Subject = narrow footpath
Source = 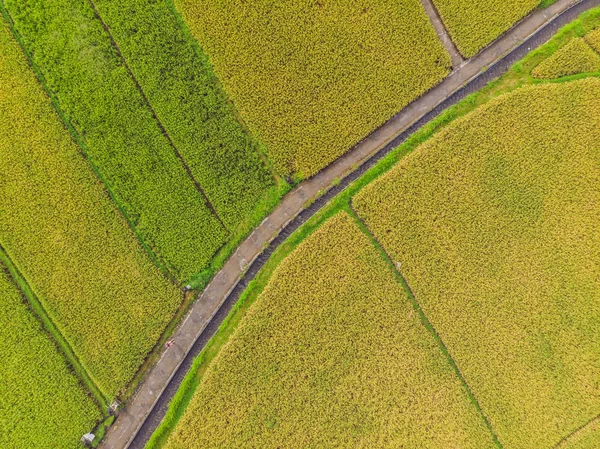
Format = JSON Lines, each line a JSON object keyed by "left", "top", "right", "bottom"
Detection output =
{"left": 101, "top": 0, "right": 598, "bottom": 447}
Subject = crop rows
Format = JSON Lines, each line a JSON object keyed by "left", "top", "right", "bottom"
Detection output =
{"left": 89, "top": 0, "right": 276, "bottom": 230}
{"left": 585, "top": 27, "right": 600, "bottom": 52}
{"left": 532, "top": 37, "right": 600, "bottom": 78}
{"left": 164, "top": 212, "right": 495, "bottom": 448}
{"left": 0, "top": 261, "right": 101, "bottom": 449}
{"left": 431, "top": 0, "right": 540, "bottom": 57}
{"left": 174, "top": 0, "right": 451, "bottom": 177}
{"left": 353, "top": 79, "right": 600, "bottom": 449}
{"left": 3, "top": 0, "right": 228, "bottom": 280}
{"left": 0, "top": 19, "right": 182, "bottom": 397}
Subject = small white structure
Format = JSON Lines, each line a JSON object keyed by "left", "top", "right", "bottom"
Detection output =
{"left": 109, "top": 400, "right": 121, "bottom": 416}
{"left": 81, "top": 433, "right": 95, "bottom": 447}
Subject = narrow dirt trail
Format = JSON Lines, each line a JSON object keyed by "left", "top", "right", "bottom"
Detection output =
{"left": 101, "top": 0, "right": 598, "bottom": 447}
{"left": 420, "top": 0, "right": 465, "bottom": 68}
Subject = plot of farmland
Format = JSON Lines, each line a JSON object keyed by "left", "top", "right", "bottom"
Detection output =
{"left": 174, "top": 0, "right": 451, "bottom": 177}
{"left": 3, "top": 0, "right": 228, "bottom": 280}
{"left": 0, "top": 262, "right": 101, "bottom": 449}
{"left": 0, "top": 19, "right": 182, "bottom": 397}
{"left": 353, "top": 78, "right": 600, "bottom": 449}
{"left": 431, "top": 0, "right": 539, "bottom": 57}
{"left": 532, "top": 37, "right": 600, "bottom": 79}
{"left": 163, "top": 212, "right": 496, "bottom": 448}
{"left": 86, "top": 0, "right": 276, "bottom": 231}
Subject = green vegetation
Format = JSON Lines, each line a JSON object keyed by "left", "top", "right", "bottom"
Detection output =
{"left": 0, "top": 18, "right": 182, "bottom": 397}
{"left": 353, "top": 78, "right": 600, "bottom": 449}
{"left": 175, "top": 0, "right": 451, "bottom": 177}
{"left": 532, "top": 37, "right": 600, "bottom": 78}
{"left": 0, "top": 261, "right": 102, "bottom": 449}
{"left": 89, "top": 0, "right": 277, "bottom": 230}
{"left": 2, "top": 0, "right": 228, "bottom": 280}
{"left": 431, "top": 0, "right": 539, "bottom": 57}
{"left": 163, "top": 212, "right": 496, "bottom": 448}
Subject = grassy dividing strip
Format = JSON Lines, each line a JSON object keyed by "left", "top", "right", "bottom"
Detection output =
{"left": 3, "top": 0, "right": 228, "bottom": 281}
{"left": 147, "top": 8, "right": 600, "bottom": 446}
{"left": 0, "top": 5, "right": 173, "bottom": 283}
{"left": 539, "top": 0, "right": 560, "bottom": 8}
{"left": 346, "top": 206, "right": 504, "bottom": 449}
{"left": 0, "top": 246, "right": 108, "bottom": 407}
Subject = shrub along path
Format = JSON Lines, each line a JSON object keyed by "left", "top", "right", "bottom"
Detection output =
{"left": 101, "top": 0, "right": 597, "bottom": 447}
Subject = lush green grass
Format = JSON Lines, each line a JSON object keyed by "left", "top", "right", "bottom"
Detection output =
{"left": 0, "top": 18, "right": 182, "bottom": 398}
{"left": 90, "top": 0, "right": 278, "bottom": 231}
{"left": 174, "top": 0, "right": 451, "bottom": 178}
{"left": 2, "top": 0, "right": 228, "bottom": 281}
{"left": 0, "top": 261, "right": 102, "bottom": 449}
{"left": 162, "top": 212, "right": 497, "bottom": 448}
{"left": 353, "top": 77, "right": 600, "bottom": 449}
{"left": 148, "top": 7, "right": 600, "bottom": 447}
{"left": 532, "top": 37, "right": 600, "bottom": 78}
{"left": 431, "top": 0, "right": 540, "bottom": 57}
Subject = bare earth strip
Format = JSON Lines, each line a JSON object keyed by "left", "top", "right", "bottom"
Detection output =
{"left": 100, "top": 0, "right": 597, "bottom": 447}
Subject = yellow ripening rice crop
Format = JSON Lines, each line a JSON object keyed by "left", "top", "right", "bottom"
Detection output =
{"left": 532, "top": 38, "right": 600, "bottom": 79}
{"left": 0, "top": 20, "right": 181, "bottom": 397}
{"left": 353, "top": 78, "right": 600, "bottom": 449}
{"left": 0, "top": 263, "right": 101, "bottom": 449}
{"left": 174, "top": 0, "right": 451, "bottom": 177}
{"left": 164, "top": 212, "right": 496, "bottom": 448}
{"left": 431, "top": 0, "right": 539, "bottom": 57}
{"left": 556, "top": 418, "right": 600, "bottom": 449}
{"left": 584, "top": 27, "right": 600, "bottom": 53}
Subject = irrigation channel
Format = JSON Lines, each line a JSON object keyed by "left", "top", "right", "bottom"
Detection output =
{"left": 100, "top": 0, "right": 600, "bottom": 447}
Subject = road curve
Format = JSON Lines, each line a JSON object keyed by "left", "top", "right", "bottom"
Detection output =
{"left": 100, "top": 0, "right": 599, "bottom": 447}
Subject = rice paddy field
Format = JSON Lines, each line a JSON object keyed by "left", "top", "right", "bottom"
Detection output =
{"left": 0, "top": 17, "right": 182, "bottom": 398}
{"left": 153, "top": 11, "right": 600, "bottom": 449}
{"left": 163, "top": 212, "right": 497, "bottom": 448}
{"left": 353, "top": 77, "right": 600, "bottom": 449}
{"left": 431, "top": 0, "right": 541, "bottom": 57}
{"left": 174, "top": 0, "right": 452, "bottom": 177}
{"left": 0, "top": 262, "right": 101, "bottom": 449}
{"left": 1, "top": 0, "right": 599, "bottom": 447}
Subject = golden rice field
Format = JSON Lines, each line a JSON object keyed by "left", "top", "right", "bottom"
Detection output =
{"left": 431, "top": 0, "right": 539, "bottom": 57}
{"left": 532, "top": 37, "right": 600, "bottom": 78}
{"left": 0, "top": 262, "right": 101, "bottom": 449}
{"left": 163, "top": 212, "right": 496, "bottom": 448}
{"left": 557, "top": 419, "right": 600, "bottom": 449}
{"left": 353, "top": 78, "right": 600, "bottom": 449}
{"left": 585, "top": 27, "right": 600, "bottom": 51}
{"left": 0, "top": 19, "right": 181, "bottom": 397}
{"left": 174, "top": 0, "right": 451, "bottom": 177}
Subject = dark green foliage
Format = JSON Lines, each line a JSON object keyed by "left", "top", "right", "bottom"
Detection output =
{"left": 3, "top": 0, "right": 227, "bottom": 280}
{"left": 91, "top": 0, "right": 276, "bottom": 230}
